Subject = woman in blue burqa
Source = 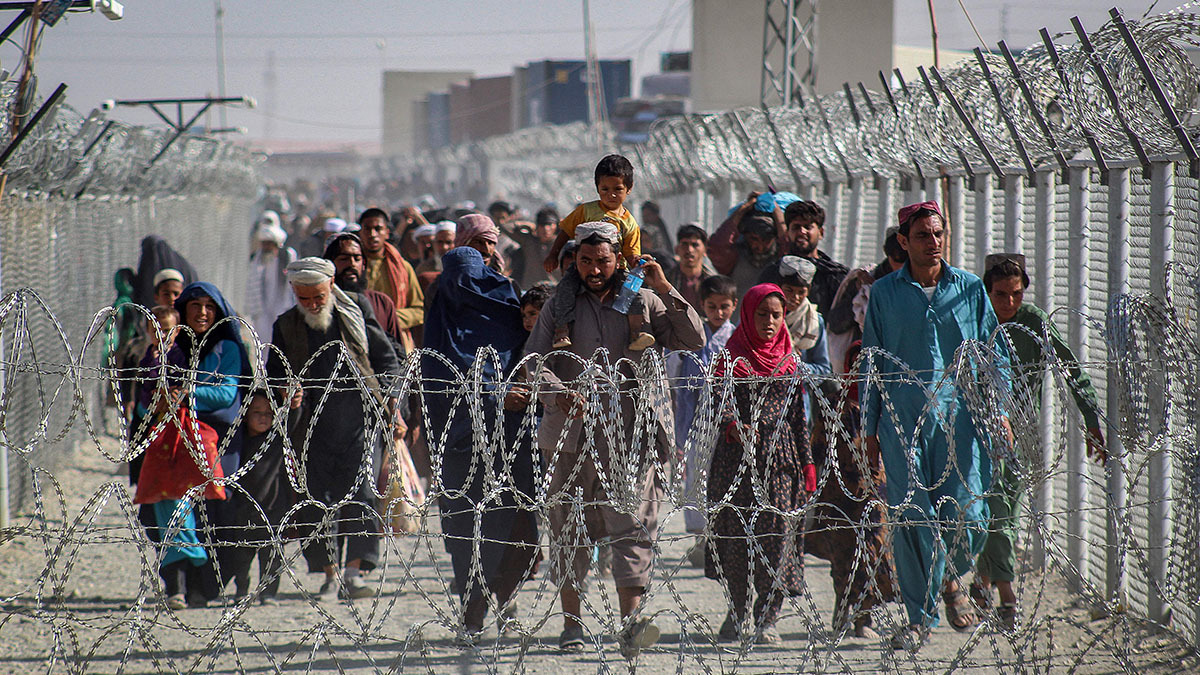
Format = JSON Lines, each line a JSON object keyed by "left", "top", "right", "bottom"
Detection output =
{"left": 422, "top": 246, "right": 540, "bottom": 640}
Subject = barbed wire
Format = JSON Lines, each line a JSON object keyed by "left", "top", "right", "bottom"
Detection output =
{"left": 0, "top": 286, "right": 1196, "bottom": 672}
{"left": 385, "top": 9, "right": 1200, "bottom": 206}
{"left": 0, "top": 81, "right": 264, "bottom": 199}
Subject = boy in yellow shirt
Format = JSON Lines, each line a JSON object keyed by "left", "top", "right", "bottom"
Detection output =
{"left": 543, "top": 154, "right": 653, "bottom": 351}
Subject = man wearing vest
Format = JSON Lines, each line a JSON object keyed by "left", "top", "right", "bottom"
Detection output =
{"left": 267, "top": 257, "right": 403, "bottom": 601}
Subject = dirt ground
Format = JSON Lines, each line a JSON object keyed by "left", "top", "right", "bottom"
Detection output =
{"left": 0, "top": 435, "right": 1196, "bottom": 674}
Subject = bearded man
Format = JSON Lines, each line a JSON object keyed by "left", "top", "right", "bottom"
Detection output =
{"left": 266, "top": 257, "right": 403, "bottom": 601}
{"left": 323, "top": 232, "right": 405, "bottom": 354}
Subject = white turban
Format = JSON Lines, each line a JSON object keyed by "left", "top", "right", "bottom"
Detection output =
{"left": 434, "top": 220, "right": 457, "bottom": 234}
{"left": 412, "top": 223, "right": 436, "bottom": 240}
{"left": 572, "top": 221, "right": 621, "bottom": 247}
{"left": 323, "top": 218, "right": 347, "bottom": 233}
{"left": 256, "top": 221, "right": 288, "bottom": 246}
{"left": 286, "top": 257, "right": 335, "bottom": 286}
{"left": 258, "top": 210, "right": 280, "bottom": 228}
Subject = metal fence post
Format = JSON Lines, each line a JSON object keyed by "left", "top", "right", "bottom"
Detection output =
{"left": 1032, "top": 168, "right": 1056, "bottom": 571}
{"left": 1147, "top": 160, "right": 1174, "bottom": 621}
{"left": 826, "top": 181, "right": 844, "bottom": 258}
{"left": 1067, "top": 165, "right": 1092, "bottom": 592}
{"left": 1004, "top": 175, "right": 1024, "bottom": 252}
{"left": 903, "top": 179, "right": 924, "bottom": 208}
{"left": 1106, "top": 166, "right": 1130, "bottom": 607}
{"left": 926, "top": 175, "right": 943, "bottom": 210}
{"left": 974, "top": 172, "right": 994, "bottom": 275}
{"left": 949, "top": 174, "right": 966, "bottom": 269}
{"left": 0, "top": 228, "right": 5, "bottom": 530}
{"left": 877, "top": 174, "right": 895, "bottom": 256}
{"left": 845, "top": 175, "right": 864, "bottom": 268}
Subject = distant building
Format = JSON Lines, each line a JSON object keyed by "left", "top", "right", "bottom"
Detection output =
{"left": 381, "top": 70, "right": 472, "bottom": 155}
{"left": 641, "top": 72, "right": 690, "bottom": 98}
{"left": 520, "top": 59, "right": 632, "bottom": 127}
{"left": 426, "top": 92, "right": 451, "bottom": 150}
{"left": 465, "top": 75, "right": 513, "bottom": 140}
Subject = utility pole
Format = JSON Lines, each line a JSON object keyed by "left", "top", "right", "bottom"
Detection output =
{"left": 1000, "top": 3, "right": 1010, "bottom": 45}
{"left": 214, "top": 0, "right": 228, "bottom": 128}
{"left": 263, "top": 50, "right": 277, "bottom": 140}
{"left": 761, "top": 0, "right": 818, "bottom": 108}
{"left": 582, "top": 0, "right": 606, "bottom": 148}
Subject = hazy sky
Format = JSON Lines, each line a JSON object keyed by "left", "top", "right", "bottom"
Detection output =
{"left": 17, "top": 0, "right": 1166, "bottom": 146}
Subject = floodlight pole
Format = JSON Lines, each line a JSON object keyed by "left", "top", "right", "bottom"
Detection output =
{"left": 106, "top": 96, "right": 254, "bottom": 168}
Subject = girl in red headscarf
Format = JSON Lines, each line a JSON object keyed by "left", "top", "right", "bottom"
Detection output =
{"left": 705, "top": 283, "right": 816, "bottom": 645}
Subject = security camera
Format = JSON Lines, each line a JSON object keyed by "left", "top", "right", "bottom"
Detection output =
{"left": 93, "top": 0, "right": 124, "bottom": 21}
{"left": 101, "top": 99, "right": 115, "bottom": 111}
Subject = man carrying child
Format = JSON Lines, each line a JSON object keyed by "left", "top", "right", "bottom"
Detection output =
{"left": 542, "top": 154, "right": 654, "bottom": 352}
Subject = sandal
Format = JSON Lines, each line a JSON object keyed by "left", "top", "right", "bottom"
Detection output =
{"left": 997, "top": 602, "right": 1019, "bottom": 631}
{"left": 889, "top": 624, "right": 928, "bottom": 651}
{"left": 968, "top": 581, "right": 994, "bottom": 612}
{"left": 942, "top": 584, "right": 981, "bottom": 632}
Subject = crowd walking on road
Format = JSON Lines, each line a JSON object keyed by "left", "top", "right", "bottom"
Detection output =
{"left": 111, "top": 154, "right": 1107, "bottom": 659}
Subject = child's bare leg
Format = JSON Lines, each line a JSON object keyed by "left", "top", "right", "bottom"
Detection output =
{"left": 627, "top": 311, "right": 655, "bottom": 351}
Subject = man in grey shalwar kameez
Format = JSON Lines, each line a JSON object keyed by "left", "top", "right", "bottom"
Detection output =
{"left": 525, "top": 222, "right": 704, "bottom": 658}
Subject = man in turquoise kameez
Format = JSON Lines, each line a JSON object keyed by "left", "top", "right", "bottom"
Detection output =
{"left": 861, "top": 201, "right": 1012, "bottom": 650}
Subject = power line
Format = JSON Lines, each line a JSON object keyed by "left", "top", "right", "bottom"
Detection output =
{"left": 47, "top": 24, "right": 664, "bottom": 40}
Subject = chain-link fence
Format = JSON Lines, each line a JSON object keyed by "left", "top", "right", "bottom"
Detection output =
{"left": 383, "top": 6, "right": 1200, "bottom": 653}
{"left": 0, "top": 82, "right": 263, "bottom": 521}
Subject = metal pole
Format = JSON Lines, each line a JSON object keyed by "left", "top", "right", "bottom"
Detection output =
{"left": 948, "top": 174, "right": 966, "bottom": 269}
{"left": 1032, "top": 169, "right": 1056, "bottom": 571}
{"left": 903, "top": 178, "right": 923, "bottom": 208}
{"left": 825, "top": 181, "right": 844, "bottom": 258}
{"left": 214, "top": 0, "right": 229, "bottom": 129}
{"left": 844, "top": 175, "right": 864, "bottom": 268}
{"left": 877, "top": 174, "right": 895, "bottom": 256}
{"left": 0, "top": 223, "right": 5, "bottom": 529}
{"left": 1004, "top": 175, "right": 1024, "bottom": 253}
{"left": 1105, "top": 167, "right": 1130, "bottom": 606}
{"left": 1066, "top": 166, "right": 1091, "bottom": 592}
{"left": 925, "top": 175, "right": 942, "bottom": 209}
{"left": 974, "top": 171, "right": 993, "bottom": 275}
{"left": 1146, "top": 161, "right": 1174, "bottom": 621}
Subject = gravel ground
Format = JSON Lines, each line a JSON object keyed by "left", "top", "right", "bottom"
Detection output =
{"left": 0, "top": 435, "right": 1196, "bottom": 674}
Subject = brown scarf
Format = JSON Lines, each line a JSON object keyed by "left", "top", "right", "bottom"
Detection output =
{"left": 380, "top": 242, "right": 410, "bottom": 309}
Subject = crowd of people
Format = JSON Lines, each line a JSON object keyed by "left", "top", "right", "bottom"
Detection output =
{"left": 112, "top": 153, "right": 1108, "bottom": 658}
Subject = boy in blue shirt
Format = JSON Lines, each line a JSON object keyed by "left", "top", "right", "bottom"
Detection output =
{"left": 675, "top": 275, "right": 738, "bottom": 549}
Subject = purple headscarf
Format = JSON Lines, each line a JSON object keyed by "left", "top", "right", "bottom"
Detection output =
{"left": 454, "top": 213, "right": 500, "bottom": 249}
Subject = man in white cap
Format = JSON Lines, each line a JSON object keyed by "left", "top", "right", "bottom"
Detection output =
{"left": 524, "top": 221, "right": 704, "bottom": 658}
{"left": 411, "top": 222, "right": 436, "bottom": 260}
{"left": 245, "top": 214, "right": 298, "bottom": 340}
{"left": 414, "top": 220, "right": 456, "bottom": 280}
{"left": 266, "top": 257, "right": 403, "bottom": 601}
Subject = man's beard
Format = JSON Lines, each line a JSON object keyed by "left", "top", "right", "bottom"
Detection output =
{"left": 580, "top": 268, "right": 619, "bottom": 293}
{"left": 301, "top": 296, "right": 337, "bottom": 331}
{"left": 335, "top": 269, "right": 365, "bottom": 293}
{"left": 790, "top": 239, "right": 818, "bottom": 257}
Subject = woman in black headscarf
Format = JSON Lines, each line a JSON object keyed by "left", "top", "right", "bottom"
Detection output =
{"left": 133, "top": 235, "right": 199, "bottom": 307}
{"left": 421, "top": 246, "right": 540, "bottom": 641}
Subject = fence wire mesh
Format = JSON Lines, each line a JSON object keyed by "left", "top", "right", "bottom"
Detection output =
{"left": 3, "top": 6, "right": 1200, "bottom": 675}
{"left": 1, "top": 300, "right": 1197, "bottom": 673}
{"left": 0, "top": 83, "right": 263, "bottom": 519}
